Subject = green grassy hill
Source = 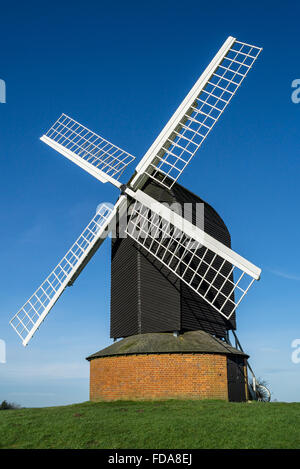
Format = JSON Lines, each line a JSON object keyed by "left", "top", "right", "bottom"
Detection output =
{"left": 0, "top": 400, "right": 299, "bottom": 449}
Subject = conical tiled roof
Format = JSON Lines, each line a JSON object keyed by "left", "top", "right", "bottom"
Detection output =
{"left": 86, "top": 330, "right": 248, "bottom": 361}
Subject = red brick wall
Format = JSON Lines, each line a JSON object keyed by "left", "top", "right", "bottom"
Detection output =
{"left": 89, "top": 353, "right": 228, "bottom": 401}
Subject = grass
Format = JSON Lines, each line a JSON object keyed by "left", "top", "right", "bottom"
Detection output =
{"left": 0, "top": 399, "right": 299, "bottom": 449}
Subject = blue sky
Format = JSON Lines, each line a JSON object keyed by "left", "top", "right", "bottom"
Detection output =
{"left": 0, "top": 0, "right": 300, "bottom": 406}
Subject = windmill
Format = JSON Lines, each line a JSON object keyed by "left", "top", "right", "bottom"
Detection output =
{"left": 10, "top": 36, "right": 269, "bottom": 402}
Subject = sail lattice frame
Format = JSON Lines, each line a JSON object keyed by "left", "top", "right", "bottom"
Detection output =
{"left": 125, "top": 191, "right": 260, "bottom": 320}
{"left": 42, "top": 114, "right": 135, "bottom": 183}
{"left": 10, "top": 203, "right": 116, "bottom": 346}
{"left": 133, "top": 38, "right": 262, "bottom": 189}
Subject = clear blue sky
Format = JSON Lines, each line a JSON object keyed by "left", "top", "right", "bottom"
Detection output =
{"left": 0, "top": 0, "right": 299, "bottom": 406}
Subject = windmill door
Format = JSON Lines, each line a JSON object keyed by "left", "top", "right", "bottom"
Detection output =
{"left": 227, "top": 355, "right": 247, "bottom": 402}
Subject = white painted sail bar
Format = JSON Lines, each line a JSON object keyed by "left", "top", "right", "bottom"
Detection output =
{"left": 10, "top": 197, "right": 126, "bottom": 346}
{"left": 41, "top": 135, "right": 122, "bottom": 188}
{"left": 129, "top": 189, "right": 261, "bottom": 279}
{"left": 125, "top": 189, "right": 261, "bottom": 319}
{"left": 131, "top": 37, "right": 262, "bottom": 189}
{"left": 41, "top": 114, "right": 135, "bottom": 187}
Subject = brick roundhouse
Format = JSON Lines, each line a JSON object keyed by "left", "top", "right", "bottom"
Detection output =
{"left": 87, "top": 331, "right": 249, "bottom": 402}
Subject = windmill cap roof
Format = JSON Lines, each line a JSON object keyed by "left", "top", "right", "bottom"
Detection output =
{"left": 86, "top": 330, "right": 248, "bottom": 361}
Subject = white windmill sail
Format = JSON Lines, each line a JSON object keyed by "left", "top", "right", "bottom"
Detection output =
{"left": 10, "top": 196, "right": 127, "bottom": 346}
{"left": 125, "top": 189, "right": 261, "bottom": 320}
{"left": 131, "top": 36, "right": 262, "bottom": 189}
{"left": 41, "top": 114, "right": 135, "bottom": 188}
{"left": 10, "top": 35, "right": 263, "bottom": 347}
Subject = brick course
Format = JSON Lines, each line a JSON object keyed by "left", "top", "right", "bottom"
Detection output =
{"left": 89, "top": 353, "right": 228, "bottom": 401}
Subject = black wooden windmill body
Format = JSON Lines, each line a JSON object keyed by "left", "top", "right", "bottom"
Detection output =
{"left": 111, "top": 180, "right": 236, "bottom": 341}
{"left": 10, "top": 36, "right": 268, "bottom": 400}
